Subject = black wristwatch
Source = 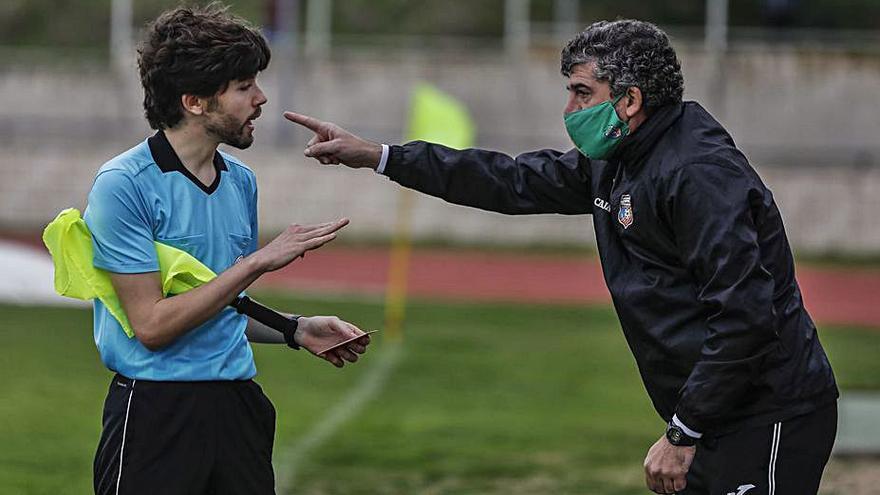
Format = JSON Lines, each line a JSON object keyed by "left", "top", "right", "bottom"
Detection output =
{"left": 665, "top": 422, "right": 698, "bottom": 447}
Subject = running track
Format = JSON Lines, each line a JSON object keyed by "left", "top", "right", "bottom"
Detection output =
{"left": 256, "top": 247, "right": 880, "bottom": 328}
{"left": 4, "top": 232, "right": 876, "bottom": 328}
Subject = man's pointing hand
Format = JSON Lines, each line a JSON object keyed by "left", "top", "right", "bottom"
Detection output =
{"left": 283, "top": 111, "right": 383, "bottom": 169}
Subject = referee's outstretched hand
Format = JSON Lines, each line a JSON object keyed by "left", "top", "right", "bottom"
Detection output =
{"left": 251, "top": 219, "right": 349, "bottom": 273}
{"left": 283, "top": 111, "right": 383, "bottom": 169}
{"left": 295, "top": 316, "right": 372, "bottom": 368}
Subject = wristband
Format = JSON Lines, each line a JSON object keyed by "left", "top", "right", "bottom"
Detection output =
{"left": 231, "top": 296, "right": 301, "bottom": 350}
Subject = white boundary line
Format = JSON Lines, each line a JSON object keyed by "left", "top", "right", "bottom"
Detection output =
{"left": 274, "top": 342, "right": 403, "bottom": 493}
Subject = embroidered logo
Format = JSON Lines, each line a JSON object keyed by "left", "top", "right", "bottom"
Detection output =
{"left": 604, "top": 124, "right": 625, "bottom": 139}
{"left": 618, "top": 194, "right": 633, "bottom": 229}
{"left": 726, "top": 484, "right": 756, "bottom": 495}
{"left": 594, "top": 197, "right": 611, "bottom": 213}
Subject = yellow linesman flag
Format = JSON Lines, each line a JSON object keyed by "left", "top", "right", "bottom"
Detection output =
{"left": 42, "top": 208, "right": 217, "bottom": 337}
{"left": 405, "top": 83, "right": 475, "bottom": 148}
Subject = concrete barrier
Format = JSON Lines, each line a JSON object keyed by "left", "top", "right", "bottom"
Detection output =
{"left": 1, "top": 43, "right": 878, "bottom": 254}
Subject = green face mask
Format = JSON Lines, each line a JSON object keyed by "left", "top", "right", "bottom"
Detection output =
{"left": 564, "top": 94, "right": 630, "bottom": 160}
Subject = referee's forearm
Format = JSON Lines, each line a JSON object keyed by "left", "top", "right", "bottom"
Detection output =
{"left": 245, "top": 316, "right": 288, "bottom": 344}
{"left": 119, "top": 256, "right": 268, "bottom": 350}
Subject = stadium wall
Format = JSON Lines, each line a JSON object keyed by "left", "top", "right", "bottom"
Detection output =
{"left": 1, "top": 45, "right": 878, "bottom": 254}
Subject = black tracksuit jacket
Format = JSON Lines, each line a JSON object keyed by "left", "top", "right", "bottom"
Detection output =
{"left": 383, "top": 101, "right": 838, "bottom": 436}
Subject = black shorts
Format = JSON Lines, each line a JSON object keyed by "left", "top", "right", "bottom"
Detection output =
{"left": 94, "top": 374, "right": 276, "bottom": 495}
{"left": 682, "top": 401, "right": 837, "bottom": 495}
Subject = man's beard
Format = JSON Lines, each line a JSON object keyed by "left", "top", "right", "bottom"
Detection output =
{"left": 205, "top": 111, "right": 254, "bottom": 150}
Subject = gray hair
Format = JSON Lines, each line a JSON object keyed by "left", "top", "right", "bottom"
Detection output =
{"left": 561, "top": 20, "right": 684, "bottom": 110}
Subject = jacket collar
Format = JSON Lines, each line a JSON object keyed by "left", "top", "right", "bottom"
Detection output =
{"left": 610, "top": 102, "right": 684, "bottom": 167}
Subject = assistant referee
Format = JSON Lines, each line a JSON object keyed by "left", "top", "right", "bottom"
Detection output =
{"left": 86, "top": 6, "right": 370, "bottom": 494}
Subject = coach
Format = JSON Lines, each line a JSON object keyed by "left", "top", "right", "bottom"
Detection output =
{"left": 285, "top": 19, "right": 838, "bottom": 495}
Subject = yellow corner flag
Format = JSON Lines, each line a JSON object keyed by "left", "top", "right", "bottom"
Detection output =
{"left": 385, "top": 83, "right": 475, "bottom": 341}
{"left": 405, "top": 83, "right": 476, "bottom": 148}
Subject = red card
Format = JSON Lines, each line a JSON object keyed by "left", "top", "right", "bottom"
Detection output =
{"left": 317, "top": 330, "right": 379, "bottom": 355}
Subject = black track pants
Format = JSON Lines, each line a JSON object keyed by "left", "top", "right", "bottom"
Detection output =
{"left": 682, "top": 402, "right": 837, "bottom": 495}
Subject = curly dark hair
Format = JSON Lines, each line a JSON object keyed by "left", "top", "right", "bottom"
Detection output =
{"left": 137, "top": 3, "right": 270, "bottom": 130}
{"left": 561, "top": 20, "right": 683, "bottom": 110}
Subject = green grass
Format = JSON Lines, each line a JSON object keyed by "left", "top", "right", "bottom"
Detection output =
{"left": 1, "top": 297, "right": 878, "bottom": 495}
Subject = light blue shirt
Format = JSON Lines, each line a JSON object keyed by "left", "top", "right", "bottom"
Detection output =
{"left": 84, "top": 131, "right": 259, "bottom": 381}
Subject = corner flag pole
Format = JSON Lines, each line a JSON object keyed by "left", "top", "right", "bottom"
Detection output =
{"left": 382, "top": 83, "right": 476, "bottom": 341}
{"left": 383, "top": 189, "right": 414, "bottom": 342}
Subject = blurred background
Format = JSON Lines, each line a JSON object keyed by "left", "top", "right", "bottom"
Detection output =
{"left": 1, "top": 0, "right": 879, "bottom": 252}
{"left": 1, "top": 1, "right": 879, "bottom": 494}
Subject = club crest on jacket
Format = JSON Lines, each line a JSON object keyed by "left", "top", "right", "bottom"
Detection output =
{"left": 618, "top": 194, "right": 633, "bottom": 229}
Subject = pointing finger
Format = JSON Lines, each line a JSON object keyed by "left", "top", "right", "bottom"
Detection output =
{"left": 283, "top": 111, "right": 325, "bottom": 133}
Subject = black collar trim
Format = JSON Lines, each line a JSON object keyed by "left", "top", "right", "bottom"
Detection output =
{"left": 147, "top": 130, "right": 227, "bottom": 194}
